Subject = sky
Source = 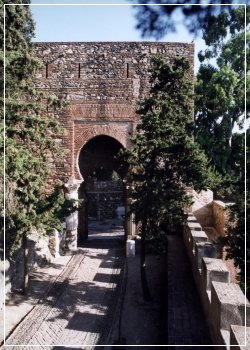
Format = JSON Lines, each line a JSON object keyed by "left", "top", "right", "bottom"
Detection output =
{"left": 29, "top": 1, "right": 247, "bottom": 132}
{"left": 29, "top": 0, "right": 207, "bottom": 73}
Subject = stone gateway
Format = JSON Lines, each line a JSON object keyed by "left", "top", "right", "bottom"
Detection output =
{"left": 34, "top": 42, "right": 194, "bottom": 243}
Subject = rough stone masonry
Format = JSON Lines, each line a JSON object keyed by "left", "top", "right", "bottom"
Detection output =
{"left": 33, "top": 42, "right": 194, "bottom": 244}
{"left": 34, "top": 42, "right": 194, "bottom": 183}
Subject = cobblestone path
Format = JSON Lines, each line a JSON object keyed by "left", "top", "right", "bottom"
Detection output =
{"left": 5, "top": 238, "right": 125, "bottom": 349}
{"left": 167, "top": 235, "right": 213, "bottom": 349}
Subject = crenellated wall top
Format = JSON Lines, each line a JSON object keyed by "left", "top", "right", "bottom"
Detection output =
{"left": 33, "top": 42, "right": 194, "bottom": 88}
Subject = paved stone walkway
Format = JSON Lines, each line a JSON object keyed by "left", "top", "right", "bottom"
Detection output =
{"left": 3, "top": 223, "right": 215, "bottom": 348}
{"left": 167, "top": 235, "right": 213, "bottom": 348}
{"left": 4, "top": 241, "right": 124, "bottom": 349}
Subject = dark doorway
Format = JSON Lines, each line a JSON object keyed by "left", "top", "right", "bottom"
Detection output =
{"left": 78, "top": 135, "right": 128, "bottom": 245}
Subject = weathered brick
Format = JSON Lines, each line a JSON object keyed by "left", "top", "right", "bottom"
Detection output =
{"left": 34, "top": 42, "right": 194, "bottom": 181}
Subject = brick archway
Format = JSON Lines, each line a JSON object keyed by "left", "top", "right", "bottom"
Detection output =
{"left": 32, "top": 42, "right": 194, "bottom": 249}
{"left": 74, "top": 124, "right": 129, "bottom": 180}
{"left": 77, "top": 133, "right": 128, "bottom": 243}
{"left": 34, "top": 42, "right": 194, "bottom": 185}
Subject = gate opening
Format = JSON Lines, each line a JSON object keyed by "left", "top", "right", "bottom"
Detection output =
{"left": 77, "top": 135, "right": 128, "bottom": 245}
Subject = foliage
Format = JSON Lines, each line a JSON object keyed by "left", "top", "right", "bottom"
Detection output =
{"left": 125, "top": 56, "right": 218, "bottom": 299}
{"left": 91, "top": 167, "right": 121, "bottom": 182}
{"left": 196, "top": 7, "right": 249, "bottom": 297}
{"left": 0, "top": 1, "right": 71, "bottom": 256}
{"left": 220, "top": 130, "right": 250, "bottom": 299}
{"left": 224, "top": 199, "right": 250, "bottom": 299}
{"left": 129, "top": 0, "right": 237, "bottom": 39}
{"left": 195, "top": 6, "right": 249, "bottom": 195}
{"left": 129, "top": 56, "right": 218, "bottom": 231}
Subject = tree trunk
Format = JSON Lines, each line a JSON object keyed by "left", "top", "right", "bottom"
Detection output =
{"left": 227, "top": 116, "right": 233, "bottom": 148}
{"left": 139, "top": 150, "right": 157, "bottom": 302}
{"left": 22, "top": 233, "right": 29, "bottom": 294}
{"left": 140, "top": 216, "right": 152, "bottom": 302}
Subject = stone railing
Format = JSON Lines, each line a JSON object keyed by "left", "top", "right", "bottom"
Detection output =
{"left": 188, "top": 189, "right": 233, "bottom": 239}
{"left": 187, "top": 188, "right": 214, "bottom": 227}
{"left": 183, "top": 214, "right": 250, "bottom": 349}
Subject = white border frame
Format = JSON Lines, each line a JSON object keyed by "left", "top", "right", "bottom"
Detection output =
{"left": 3, "top": 2, "right": 247, "bottom": 347}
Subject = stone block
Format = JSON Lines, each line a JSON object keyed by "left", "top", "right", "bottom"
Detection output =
{"left": 65, "top": 229, "right": 78, "bottom": 251}
{"left": 230, "top": 325, "right": 250, "bottom": 349}
{"left": 189, "top": 188, "right": 213, "bottom": 212}
{"left": 195, "top": 242, "right": 218, "bottom": 269}
{"left": 66, "top": 212, "right": 78, "bottom": 231}
{"left": 211, "top": 282, "right": 250, "bottom": 332}
{"left": 191, "top": 230, "right": 208, "bottom": 250}
{"left": 201, "top": 258, "right": 230, "bottom": 291}
{"left": 187, "top": 221, "right": 202, "bottom": 231}
{"left": 49, "top": 229, "right": 61, "bottom": 258}
{"left": 187, "top": 214, "right": 196, "bottom": 223}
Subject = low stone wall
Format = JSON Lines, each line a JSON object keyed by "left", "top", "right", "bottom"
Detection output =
{"left": 183, "top": 214, "right": 250, "bottom": 349}
{"left": 188, "top": 189, "right": 214, "bottom": 227}
{"left": 2, "top": 231, "right": 59, "bottom": 295}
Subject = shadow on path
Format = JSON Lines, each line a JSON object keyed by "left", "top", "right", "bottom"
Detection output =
{"left": 81, "top": 218, "right": 125, "bottom": 250}
{"left": 167, "top": 235, "right": 213, "bottom": 348}
{"left": 5, "top": 244, "right": 125, "bottom": 348}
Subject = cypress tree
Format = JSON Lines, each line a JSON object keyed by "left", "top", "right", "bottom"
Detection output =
{"left": 125, "top": 56, "right": 218, "bottom": 301}
{"left": 0, "top": 1, "right": 70, "bottom": 292}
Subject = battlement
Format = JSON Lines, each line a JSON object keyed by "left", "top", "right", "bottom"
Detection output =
{"left": 34, "top": 42, "right": 194, "bottom": 85}
{"left": 184, "top": 209, "right": 250, "bottom": 348}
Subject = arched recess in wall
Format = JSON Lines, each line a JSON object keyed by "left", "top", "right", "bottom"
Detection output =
{"left": 77, "top": 135, "right": 128, "bottom": 244}
{"left": 74, "top": 126, "right": 128, "bottom": 180}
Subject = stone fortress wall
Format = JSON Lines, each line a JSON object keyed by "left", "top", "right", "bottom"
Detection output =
{"left": 2, "top": 42, "right": 249, "bottom": 348}
{"left": 184, "top": 201, "right": 250, "bottom": 349}
{"left": 33, "top": 42, "right": 194, "bottom": 182}
{"left": 0, "top": 41, "right": 195, "bottom": 293}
